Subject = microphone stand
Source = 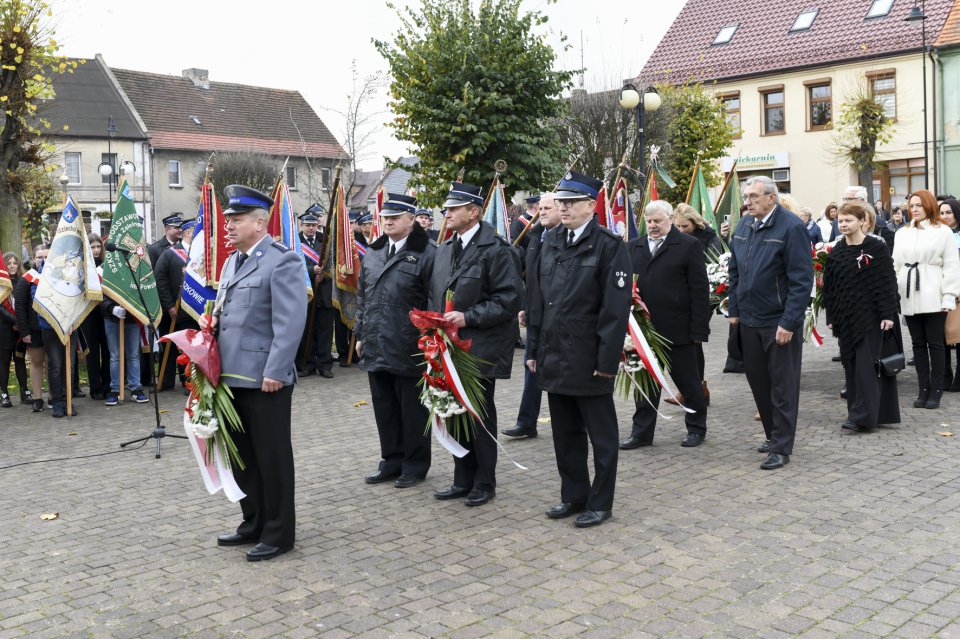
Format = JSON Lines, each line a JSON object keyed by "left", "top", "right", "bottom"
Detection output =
{"left": 113, "top": 248, "right": 186, "bottom": 458}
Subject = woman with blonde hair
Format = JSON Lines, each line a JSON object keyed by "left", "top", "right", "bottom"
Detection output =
{"left": 674, "top": 203, "right": 722, "bottom": 255}
{"left": 892, "top": 189, "right": 960, "bottom": 409}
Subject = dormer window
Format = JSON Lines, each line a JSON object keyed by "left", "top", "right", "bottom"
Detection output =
{"left": 713, "top": 24, "right": 739, "bottom": 45}
{"left": 190, "top": 115, "right": 202, "bottom": 126}
{"left": 791, "top": 9, "right": 819, "bottom": 32}
{"left": 866, "top": 0, "right": 895, "bottom": 18}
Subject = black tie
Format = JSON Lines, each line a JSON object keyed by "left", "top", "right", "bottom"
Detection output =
{"left": 388, "top": 243, "right": 396, "bottom": 259}
{"left": 454, "top": 237, "right": 464, "bottom": 263}
{"left": 237, "top": 252, "right": 248, "bottom": 269}
{"left": 567, "top": 230, "right": 575, "bottom": 247}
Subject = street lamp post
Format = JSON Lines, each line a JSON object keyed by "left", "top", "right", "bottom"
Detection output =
{"left": 619, "top": 83, "right": 662, "bottom": 184}
{"left": 906, "top": 2, "right": 928, "bottom": 189}
{"left": 98, "top": 115, "right": 118, "bottom": 214}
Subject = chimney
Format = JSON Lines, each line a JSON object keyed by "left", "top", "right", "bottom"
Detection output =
{"left": 182, "top": 68, "right": 209, "bottom": 89}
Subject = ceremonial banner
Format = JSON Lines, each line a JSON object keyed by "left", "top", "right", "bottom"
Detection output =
{"left": 182, "top": 182, "right": 231, "bottom": 321}
{"left": 33, "top": 195, "right": 103, "bottom": 343}
{"left": 330, "top": 182, "right": 360, "bottom": 329}
{"left": 609, "top": 177, "right": 637, "bottom": 241}
{"left": 482, "top": 179, "right": 510, "bottom": 241}
{"left": 101, "top": 179, "right": 162, "bottom": 328}
{"left": 636, "top": 171, "right": 660, "bottom": 238}
{"left": 687, "top": 159, "right": 717, "bottom": 229}
{"left": 0, "top": 256, "right": 11, "bottom": 306}
{"left": 715, "top": 166, "right": 743, "bottom": 233}
{"left": 368, "top": 186, "right": 385, "bottom": 244}
{"left": 593, "top": 183, "right": 608, "bottom": 228}
{"left": 268, "top": 175, "right": 313, "bottom": 301}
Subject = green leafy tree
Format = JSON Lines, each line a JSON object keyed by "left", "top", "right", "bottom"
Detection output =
{"left": 198, "top": 150, "right": 279, "bottom": 204}
{"left": 0, "top": 0, "right": 78, "bottom": 254}
{"left": 831, "top": 85, "right": 894, "bottom": 205}
{"left": 375, "top": 0, "right": 574, "bottom": 206}
{"left": 645, "top": 81, "right": 735, "bottom": 203}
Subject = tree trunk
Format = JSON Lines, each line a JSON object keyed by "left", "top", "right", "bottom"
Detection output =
{"left": 0, "top": 188, "right": 24, "bottom": 259}
{"left": 858, "top": 165, "right": 875, "bottom": 205}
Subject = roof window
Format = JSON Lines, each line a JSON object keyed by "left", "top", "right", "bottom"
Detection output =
{"left": 712, "top": 24, "right": 739, "bottom": 45}
{"left": 791, "top": 9, "right": 819, "bottom": 32}
{"left": 866, "top": 0, "right": 895, "bottom": 18}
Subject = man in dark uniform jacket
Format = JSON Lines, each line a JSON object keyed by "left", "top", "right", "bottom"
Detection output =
{"left": 621, "top": 200, "right": 711, "bottom": 450}
{"left": 509, "top": 194, "right": 540, "bottom": 262}
{"left": 147, "top": 213, "right": 183, "bottom": 268}
{"left": 502, "top": 193, "right": 559, "bottom": 439}
{"left": 356, "top": 193, "right": 436, "bottom": 488}
{"left": 526, "top": 171, "right": 632, "bottom": 528}
{"left": 415, "top": 208, "right": 440, "bottom": 241}
{"left": 429, "top": 182, "right": 522, "bottom": 507}
{"left": 297, "top": 204, "right": 336, "bottom": 378}
{"left": 154, "top": 218, "right": 199, "bottom": 391}
{"left": 203, "top": 184, "right": 307, "bottom": 562}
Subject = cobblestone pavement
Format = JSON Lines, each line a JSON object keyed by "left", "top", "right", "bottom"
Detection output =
{"left": 1, "top": 315, "right": 959, "bottom": 638}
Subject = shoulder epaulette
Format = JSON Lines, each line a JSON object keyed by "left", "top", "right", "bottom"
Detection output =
{"left": 271, "top": 241, "right": 291, "bottom": 253}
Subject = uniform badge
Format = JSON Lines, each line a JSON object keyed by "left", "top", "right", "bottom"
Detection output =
{"left": 405, "top": 255, "right": 418, "bottom": 263}
{"left": 255, "top": 250, "right": 263, "bottom": 257}
{"left": 615, "top": 270, "right": 627, "bottom": 288}
{"left": 564, "top": 172, "right": 572, "bottom": 180}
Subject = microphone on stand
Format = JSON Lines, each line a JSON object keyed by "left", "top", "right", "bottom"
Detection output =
{"left": 106, "top": 242, "right": 131, "bottom": 254}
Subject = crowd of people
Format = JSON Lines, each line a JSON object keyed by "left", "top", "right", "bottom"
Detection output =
{"left": 3, "top": 173, "right": 959, "bottom": 558}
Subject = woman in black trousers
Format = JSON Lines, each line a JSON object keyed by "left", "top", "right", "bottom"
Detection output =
{"left": 823, "top": 202, "right": 901, "bottom": 432}
{"left": 1, "top": 252, "right": 30, "bottom": 407}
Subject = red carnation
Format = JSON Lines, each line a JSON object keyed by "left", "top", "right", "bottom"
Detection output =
{"left": 814, "top": 263, "right": 823, "bottom": 271}
{"left": 176, "top": 353, "right": 190, "bottom": 367}
{"left": 715, "top": 282, "right": 728, "bottom": 295}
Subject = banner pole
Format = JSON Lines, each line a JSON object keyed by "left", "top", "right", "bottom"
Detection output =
{"left": 157, "top": 300, "right": 180, "bottom": 387}
{"left": 119, "top": 317, "right": 125, "bottom": 402}
{"left": 65, "top": 333, "right": 72, "bottom": 417}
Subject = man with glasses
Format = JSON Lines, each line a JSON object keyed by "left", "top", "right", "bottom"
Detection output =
{"left": 728, "top": 176, "right": 813, "bottom": 470}
{"left": 526, "top": 172, "right": 632, "bottom": 527}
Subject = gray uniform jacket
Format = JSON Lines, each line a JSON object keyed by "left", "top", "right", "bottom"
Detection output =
{"left": 355, "top": 223, "right": 437, "bottom": 377}
{"left": 214, "top": 236, "right": 308, "bottom": 389}
{"left": 428, "top": 221, "right": 522, "bottom": 379}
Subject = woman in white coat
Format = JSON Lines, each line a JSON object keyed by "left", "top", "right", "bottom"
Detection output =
{"left": 893, "top": 189, "right": 960, "bottom": 409}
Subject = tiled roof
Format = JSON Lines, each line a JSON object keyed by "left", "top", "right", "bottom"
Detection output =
{"left": 111, "top": 68, "right": 346, "bottom": 159}
{"left": 935, "top": 0, "right": 960, "bottom": 45}
{"left": 44, "top": 58, "right": 146, "bottom": 139}
{"left": 641, "top": 0, "right": 955, "bottom": 84}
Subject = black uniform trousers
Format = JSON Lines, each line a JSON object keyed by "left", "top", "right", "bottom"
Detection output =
{"left": 548, "top": 392, "right": 619, "bottom": 511}
{"left": 453, "top": 379, "right": 498, "bottom": 492}
{"left": 740, "top": 324, "right": 802, "bottom": 456}
{"left": 629, "top": 343, "right": 708, "bottom": 443}
{"left": 334, "top": 314, "right": 353, "bottom": 363}
{"left": 42, "top": 329, "right": 78, "bottom": 407}
{"left": 842, "top": 325, "right": 883, "bottom": 428}
{"left": 230, "top": 385, "right": 296, "bottom": 548}
{"left": 80, "top": 313, "right": 110, "bottom": 395}
{"left": 368, "top": 371, "right": 431, "bottom": 478}
{"left": 298, "top": 302, "right": 336, "bottom": 374}
{"left": 515, "top": 340, "right": 543, "bottom": 428}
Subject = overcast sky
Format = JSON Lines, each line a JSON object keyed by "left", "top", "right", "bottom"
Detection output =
{"left": 48, "top": 0, "right": 686, "bottom": 169}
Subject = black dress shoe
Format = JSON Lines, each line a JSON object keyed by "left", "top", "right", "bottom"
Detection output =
{"left": 575, "top": 510, "right": 612, "bottom": 527}
{"left": 246, "top": 543, "right": 292, "bottom": 562}
{"left": 217, "top": 532, "right": 256, "bottom": 547}
{"left": 338, "top": 358, "right": 351, "bottom": 368}
{"left": 365, "top": 469, "right": 400, "bottom": 484}
{"left": 832, "top": 354, "right": 842, "bottom": 362}
{"left": 545, "top": 502, "right": 586, "bottom": 519}
{"left": 840, "top": 387, "right": 848, "bottom": 399}
{"left": 73, "top": 390, "right": 87, "bottom": 398}
{"left": 925, "top": 389, "right": 943, "bottom": 409}
{"left": 757, "top": 440, "right": 772, "bottom": 453}
{"left": 319, "top": 370, "right": 334, "bottom": 379}
{"left": 394, "top": 474, "right": 423, "bottom": 488}
{"left": 760, "top": 452, "right": 789, "bottom": 470}
{"left": 680, "top": 433, "right": 704, "bottom": 447}
{"left": 619, "top": 435, "right": 651, "bottom": 450}
{"left": 501, "top": 424, "right": 537, "bottom": 438}
{"left": 907, "top": 357, "right": 915, "bottom": 366}
{"left": 298, "top": 369, "right": 315, "bottom": 377}
{"left": 464, "top": 489, "right": 494, "bottom": 507}
{"left": 434, "top": 485, "right": 470, "bottom": 500}
{"left": 841, "top": 421, "right": 866, "bottom": 432}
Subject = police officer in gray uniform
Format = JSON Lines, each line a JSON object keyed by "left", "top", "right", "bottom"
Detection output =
{"left": 356, "top": 193, "right": 437, "bottom": 488}
{"left": 201, "top": 185, "right": 307, "bottom": 562}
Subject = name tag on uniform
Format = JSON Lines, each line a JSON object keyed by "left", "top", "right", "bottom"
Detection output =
{"left": 615, "top": 270, "right": 627, "bottom": 288}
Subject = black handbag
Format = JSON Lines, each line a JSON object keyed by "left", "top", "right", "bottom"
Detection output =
{"left": 875, "top": 329, "right": 905, "bottom": 378}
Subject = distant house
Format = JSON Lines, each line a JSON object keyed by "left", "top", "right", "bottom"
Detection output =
{"left": 347, "top": 157, "right": 419, "bottom": 211}
{"left": 640, "top": 0, "right": 956, "bottom": 210}
{"left": 45, "top": 55, "right": 346, "bottom": 240}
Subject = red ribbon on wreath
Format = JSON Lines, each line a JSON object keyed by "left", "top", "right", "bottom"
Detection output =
{"left": 409, "top": 309, "right": 472, "bottom": 351}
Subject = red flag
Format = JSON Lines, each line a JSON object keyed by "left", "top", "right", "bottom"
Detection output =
{"left": 0, "top": 255, "right": 11, "bottom": 307}
{"left": 608, "top": 177, "right": 628, "bottom": 239}
{"left": 593, "top": 186, "right": 608, "bottom": 227}
{"left": 334, "top": 182, "right": 360, "bottom": 293}
{"left": 369, "top": 186, "right": 385, "bottom": 243}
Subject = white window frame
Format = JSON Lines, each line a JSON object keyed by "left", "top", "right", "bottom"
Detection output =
{"left": 713, "top": 24, "right": 738, "bottom": 45}
{"left": 168, "top": 160, "right": 182, "bottom": 187}
{"left": 64, "top": 152, "right": 81, "bottom": 185}
{"left": 866, "top": 0, "right": 895, "bottom": 19}
{"left": 286, "top": 164, "right": 297, "bottom": 190}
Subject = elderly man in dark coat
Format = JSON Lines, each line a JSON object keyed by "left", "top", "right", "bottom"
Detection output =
{"left": 621, "top": 201, "right": 711, "bottom": 449}
{"left": 526, "top": 171, "right": 632, "bottom": 528}
{"left": 428, "top": 182, "right": 522, "bottom": 507}
{"left": 356, "top": 193, "right": 437, "bottom": 488}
